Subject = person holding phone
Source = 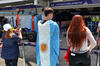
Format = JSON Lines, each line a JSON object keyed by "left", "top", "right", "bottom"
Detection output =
{"left": 14, "top": 24, "right": 21, "bottom": 35}
{"left": 1, "top": 24, "right": 22, "bottom": 66}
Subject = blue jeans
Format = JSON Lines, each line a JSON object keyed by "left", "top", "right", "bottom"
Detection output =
{"left": 5, "top": 56, "right": 18, "bottom": 66}
{"left": 69, "top": 51, "right": 91, "bottom": 66}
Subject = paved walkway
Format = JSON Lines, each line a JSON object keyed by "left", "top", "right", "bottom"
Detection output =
{"left": 0, "top": 54, "right": 37, "bottom": 66}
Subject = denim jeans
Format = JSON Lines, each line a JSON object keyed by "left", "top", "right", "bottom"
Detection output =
{"left": 5, "top": 56, "right": 18, "bottom": 66}
{"left": 69, "top": 51, "right": 91, "bottom": 66}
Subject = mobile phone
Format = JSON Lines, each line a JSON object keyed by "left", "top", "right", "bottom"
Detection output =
{"left": 18, "top": 24, "right": 20, "bottom": 29}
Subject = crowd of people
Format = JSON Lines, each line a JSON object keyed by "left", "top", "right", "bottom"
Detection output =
{"left": 0, "top": 7, "right": 98, "bottom": 66}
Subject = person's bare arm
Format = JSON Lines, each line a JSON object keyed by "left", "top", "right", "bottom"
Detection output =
{"left": 97, "top": 27, "right": 99, "bottom": 33}
{"left": 87, "top": 28, "right": 97, "bottom": 52}
{"left": 0, "top": 44, "right": 2, "bottom": 49}
{"left": 18, "top": 28, "right": 22, "bottom": 39}
{"left": 66, "top": 30, "right": 70, "bottom": 46}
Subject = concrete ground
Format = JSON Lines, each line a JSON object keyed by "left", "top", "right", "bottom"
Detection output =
{"left": 0, "top": 35, "right": 99, "bottom": 66}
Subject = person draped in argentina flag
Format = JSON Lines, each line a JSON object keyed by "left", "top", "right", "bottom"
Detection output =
{"left": 36, "top": 7, "right": 60, "bottom": 66}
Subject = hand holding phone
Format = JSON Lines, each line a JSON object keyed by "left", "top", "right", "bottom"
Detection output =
{"left": 18, "top": 24, "right": 20, "bottom": 29}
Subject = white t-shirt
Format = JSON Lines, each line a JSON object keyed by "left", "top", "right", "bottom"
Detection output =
{"left": 67, "top": 27, "right": 96, "bottom": 53}
{"left": 98, "top": 22, "right": 100, "bottom": 30}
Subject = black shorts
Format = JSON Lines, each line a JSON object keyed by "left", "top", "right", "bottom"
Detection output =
{"left": 98, "top": 30, "right": 100, "bottom": 38}
{"left": 69, "top": 51, "right": 91, "bottom": 66}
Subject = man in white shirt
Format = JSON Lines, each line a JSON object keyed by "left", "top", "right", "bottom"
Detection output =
{"left": 97, "top": 19, "right": 100, "bottom": 49}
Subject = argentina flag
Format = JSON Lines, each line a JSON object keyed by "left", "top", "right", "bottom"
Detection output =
{"left": 36, "top": 20, "right": 60, "bottom": 66}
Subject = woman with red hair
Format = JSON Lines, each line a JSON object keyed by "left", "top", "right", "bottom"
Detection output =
{"left": 67, "top": 15, "right": 96, "bottom": 66}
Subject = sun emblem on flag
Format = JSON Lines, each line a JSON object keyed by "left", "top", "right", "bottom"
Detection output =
{"left": 41, "top": 43, "right": 47, "bottom": 53}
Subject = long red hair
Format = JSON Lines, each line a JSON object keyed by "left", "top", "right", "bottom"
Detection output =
{"left": 68, "top": 15, "right": 86, "bottom": 52}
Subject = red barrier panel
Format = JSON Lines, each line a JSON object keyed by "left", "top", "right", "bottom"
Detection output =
{"left": 17, "top": 14, "right": 20, "bottom": 36}
{"left": 32, "top": 16, "right": 35, "bottom": 31}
